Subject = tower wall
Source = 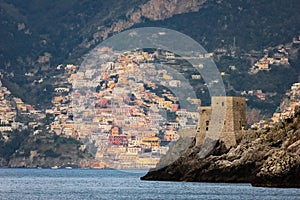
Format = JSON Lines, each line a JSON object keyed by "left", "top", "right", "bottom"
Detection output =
{"left": 211, "top": 96, "right": 246, "bottom": 132}
{"left": 195, "top": 96, "right": 247, "bottom": 148}
{"left": 195, "top": 106, "right": 211, "bottom": 146}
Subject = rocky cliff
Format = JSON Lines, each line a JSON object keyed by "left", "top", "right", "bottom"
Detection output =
{"left": 141, "top": 109, "right": 300, "bottom": 188}
{"left": 79, "top": 0, "right": 206, "bottom": 49}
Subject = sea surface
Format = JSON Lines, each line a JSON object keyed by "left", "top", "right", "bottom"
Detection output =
{"left": 0, "top": 168, "right": 299, "bottom": 200}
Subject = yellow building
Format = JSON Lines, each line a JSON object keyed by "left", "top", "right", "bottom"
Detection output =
{"left": 136, "top": 157, "right": 160, "bottom": 165}
{"left": 16, "top": 103, "right": 27, "bottom": 112}
{"left": 119, "top": 153, "right": 138, "bottom": 161}
{"left": 106, "top": 147, "right": 127, "bottom": 154}
{"left": 142, "top": 136, "right": 160, "bottom": 147}
{"left": 111, "top": 127, "right": 119, "bottom": 136}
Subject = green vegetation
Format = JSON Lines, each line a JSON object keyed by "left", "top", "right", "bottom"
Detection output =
{"left": 44, "top": 149, "right": 60, "bottom": 158}
{"left": 137, "top": 0, "right": 300, "bottom": 52}
{"left": 0, "top": 129, "right": 30, "bottom": 160}
{"left": 0, "top": 128, "right": 91, "bottom": 166}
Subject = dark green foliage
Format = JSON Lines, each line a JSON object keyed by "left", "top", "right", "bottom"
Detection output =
{"left": 44, "top": 149, "right": 60, "bottom": 158}
{"left": 54, "top": 136, "right": 81, "bottom": 147}
{"left": 0, "top": 129, "right": 30, "bottom": 160}
{"left": 137, "top": 0, "right": 300, "bottom": 52}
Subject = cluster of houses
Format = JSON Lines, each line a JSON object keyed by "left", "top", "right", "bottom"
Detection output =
{"left": 46, "top": 64, "right": 77, "bottom": 137}
{"left": 0, "top": 83, "right": 16, "bottom": 134}
{"left": 272, "top": 82, "right": 300, "bottom": 123}
{"left": 0, "top": 80, "right": 46, "bottom": 138}
{"left": 48, "top": 94, "right": 76, "bottom": 137}
{"left": 293, "top": 35, "right": 300, "bottom": 46}
{"left": 251, "top": 82, "right": 300, "bottom": 130}
{"left": 241, "top": 89, "right": 266, "bottom": 101}
{"left": 249, "top": 41, "right": 294, "bottom": 74}
{"left": 49, "top": 49, "right": 198, "bottom": 169}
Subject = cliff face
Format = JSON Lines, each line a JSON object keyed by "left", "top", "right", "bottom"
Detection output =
{"left": 141, "top": 109, "right": 300, "bottom": 188}
{"left": 80, "top": 0, "right": 206, "bottom": 48}
{"left": 153, "top": 133, "right": 195, "bottom": 171}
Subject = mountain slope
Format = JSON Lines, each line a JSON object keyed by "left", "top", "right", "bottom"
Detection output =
{"left": 136, "top": 0, "right": 300, "bottom": 52}
{"left": 0, "top": 0, "right": 206, "bottom": 107}
{"left": 1, "top": 0, "right": 299, "bottom": 115}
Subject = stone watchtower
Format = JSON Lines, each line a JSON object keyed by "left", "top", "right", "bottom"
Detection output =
{"left": 195, "top": 96, "right": 247, "bottom": 148}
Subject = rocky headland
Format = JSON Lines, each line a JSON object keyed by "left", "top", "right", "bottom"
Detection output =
{"left": 141, "top": 109, "right": 300, "bottom": 188}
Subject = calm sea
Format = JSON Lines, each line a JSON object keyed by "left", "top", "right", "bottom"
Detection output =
{"left": 0, "top": 168, "right": 299, "bottom": 200}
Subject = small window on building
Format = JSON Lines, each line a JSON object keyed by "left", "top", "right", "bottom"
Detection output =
{"left": 206, "top": 120, "right": 209, "bottom": 126}
{"left": 222, "top": 102, "right": 224, "bottom": 106}
{"left": 205, "top": 120, "right": 209, "bottom": 131}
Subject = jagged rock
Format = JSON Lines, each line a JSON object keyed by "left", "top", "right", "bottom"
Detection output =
{"left": 287, "top": 140, "right": 300, "bottom": 154}
{"left": 0, "top": 157, "right": 8, "bottom": 167}
{"left": 141, "top": 111, "right": 300, "bottom": 188}
{"left": 152, "top": 136, "right": 195, "bottom": 171}
{"left": 253, "top": 150, "right": 300, "bottom": 187}
{"left": 140, "top": 0, "right": 204, "bottom": 20}
{"left": 8, "top": 157, "right": 27, "bottom": 168}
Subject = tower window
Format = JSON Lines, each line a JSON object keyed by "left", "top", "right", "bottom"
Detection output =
{"left": 205, "top": 120, "right": 209, "bottom": 131}
{"left": 206, "top": 120, "right": 209, "bottom": 126}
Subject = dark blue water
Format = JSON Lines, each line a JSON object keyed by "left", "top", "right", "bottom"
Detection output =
{"left": 0, "top": 169, "right": 299, "bottom": 200}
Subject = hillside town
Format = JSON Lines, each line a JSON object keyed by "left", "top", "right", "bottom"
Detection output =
{"left": 272, "top": 82, "right": 300, "bottom": 123}
{"left": 249, "top": 45, "right": 290, "bottom": 73}
{"left": 0, "top": 83, "right": 16, "bottom": 134}
{"left": 48, "top": 49, "right": 200, "bottom": 169}
{"left": 1, "top": 34, "right": 300, "bottom": 168}
{"left": 251, "top": 82, "right": 300, "bottom": 130}
{"left": 0, "top": 80, "right": 46, "bottom": 137}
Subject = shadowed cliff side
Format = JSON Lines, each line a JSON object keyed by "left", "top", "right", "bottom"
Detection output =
{"left": 141, "top": 108, "right": 300, "bottom": 188}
